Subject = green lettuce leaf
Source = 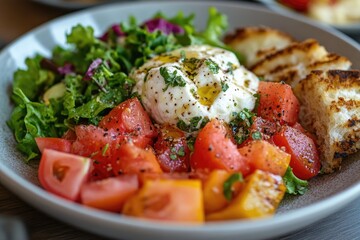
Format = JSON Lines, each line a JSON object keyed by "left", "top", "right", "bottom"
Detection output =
{"left": 7, "top": 89, "right": 61, "bottom": 160}
{"left": 200, "top": 6, "right": 228, "bottom": 46}
{"left": 11, "top": 55, "right": 56, "bottom": 104}
{"left": 66, "top": 24, "right": 100, "bottom": 49}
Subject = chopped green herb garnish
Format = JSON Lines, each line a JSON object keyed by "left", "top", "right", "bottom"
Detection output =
{"left": 205, "top": 59, "right": 219, "bottom": 74}
{"left": 180, "top": 50, "right": 186, "bottom": 62}
{"left": 252, "top": 131, "right": 262, "bottom": 140}
{"left": 223, "top": 173, "right": 243, "bottom": 201}
{"left": 170, "top": 154, "right": 177, "bottom": 160}
{"left": 160, "top": 67, "right": 186, "bottom": 91}
{"left": 229, "top": 108, "right": 256, "bottom": 144}
{"left": 177, "top": 116, "right": 208, "bottom": 132}
{"left": 221, "top": 82, "right": 229, "bottom": 92}
{"left": 226, "top": 62, "right": 234, "bottom": 75}
{"left": 102, "top": 143, "right": 110, "bottom": 156}
{"left": 186, "top": 136, "right": 196, "bottom": 152}
{"left": 178, "top": 146, "right": 185, "bottom": 157}
{"left": 90, "top": 151, "right": 99, "bottom": 158}
{"left": 169, "top": 146, "right": 186, "bottom": 160}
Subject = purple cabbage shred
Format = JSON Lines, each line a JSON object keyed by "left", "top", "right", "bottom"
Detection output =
{"left": 99, "top": 24, "right": 125, "bottom": 42}
{"left": 142, "top": 18, "right": 184, "bottom": 35}
{"left": 84, "top": 58, "right": 102, "bottom": 81}
{"left": 57, "top": 63, "right": 75, "bottom": 75}
{"left": 99, "top": 32, "right": 109, "bottom": 42}
{"left": 111, "top": 24, "right": 125, "bottom": 37}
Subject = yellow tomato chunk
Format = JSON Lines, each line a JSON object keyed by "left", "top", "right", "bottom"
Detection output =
{"left": 206, "top": 170, "right": 286, "bottom": 220}
{"left": 203, "top": 170, "right": 243, "bottom": 214}
{"left": 239, "top": 140, "right": 291, "bottom": 176}
{"left": 122, "top": 179, "right": 204, "bottom": 223}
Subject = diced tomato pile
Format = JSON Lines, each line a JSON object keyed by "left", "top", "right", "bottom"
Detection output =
{"left": 37, "top": 82, "right": 320, "bottom": 223}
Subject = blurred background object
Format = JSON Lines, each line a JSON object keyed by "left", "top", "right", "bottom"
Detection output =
{"left": 33, "top": 0, "right": 119, "bottom": 9}
{"left": 0, "top": 215, "right": 28, "bottom": 240}
{"left": 0, "top": 0, "right": 71, "bottom": 44}
{"left": 307, "top": 0, "right": 360, "bottom": 25}
{"left": 278, "top": 0, "right": 360, "bottom": 25}
{"left": 258, "top": 0, "right": 360, "bottom": 36}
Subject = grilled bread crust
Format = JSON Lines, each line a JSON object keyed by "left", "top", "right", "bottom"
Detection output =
{"left": 250, "top": 39, "right": 351, "bottom": 87}
{"left": 224, "top": 27, "right": 295, "bottom": 68}
{"left": 294, "top": 70, "right": 360, "bottom": 173}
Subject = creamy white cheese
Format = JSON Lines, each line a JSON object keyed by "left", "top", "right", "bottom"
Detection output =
{"left": 130, "top": 45, "right": 259, "bottom": 130}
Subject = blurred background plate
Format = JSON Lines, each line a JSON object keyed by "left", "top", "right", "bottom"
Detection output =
{"left": 33, "top": 0, "right": 120, "bottom": 9}
{"left": 257, "top": 0, "right": 360, "bottom": 35}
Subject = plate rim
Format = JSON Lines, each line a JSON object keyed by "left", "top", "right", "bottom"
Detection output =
{"left": 1, "top": 1, "right": 360, "bottom": 239}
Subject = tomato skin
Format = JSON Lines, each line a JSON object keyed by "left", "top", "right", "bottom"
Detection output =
{"left": 279, "top": 0, "right": 310, "bottom": 12}
{"left": 190, "top": 119, "right": 250, "bottom": 175}
{"left": 62, "top": 129, "right": 77, "bottom": 141}
{"left": 273, "top": 125, "right": 320, "bottom": 180}
{"left": 122, "top": 179, "right": 204, "bottom": 222}
{"left": 202, "top": 170, "right": 243, "bottom": 214}
{"left": 99, "top": 98, "right": 157, "bottom": 147}
{"left": 35, "top": 137, "right": 72, "bottom": 154}
{"left": 80, "top": 174, "right": 139, "bottom": 212}
{"left": 112, "top": 143, "right": 163, "bottom": 175}
{"left": 137, "top": 170, "right": 210, "bottom": 186}
{"left": 38, "top": 149, "right": 91, "bottom": 201}
{"left": 238, "top": 140, "right": 291, "bottom": 176}
{"left": 257, "top": 82, "right": 300, "bottom": 125}
{"left": 250, "top": 117, "right": 277, "bottom": 138}
{"left": 153, "top": 125, "right": 190, "bottom": 172}
{"left": 71, "top": 125, "right": 120, "bottom": 180}
{"left": 291, "top": 122, "right": 318, "bottom": 145}
{"left": 240, "top": 117, "right": 278, "bottom": 147}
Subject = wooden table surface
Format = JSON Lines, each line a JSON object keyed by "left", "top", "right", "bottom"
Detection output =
{"left": 1, "top": 1, "right": 360, "bottom": 240}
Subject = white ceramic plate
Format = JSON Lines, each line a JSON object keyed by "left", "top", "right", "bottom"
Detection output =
{"left": 257, "top": 0, "right": 360, "bottom": 35}
{"left": 1, "top": 1, "right": 360, "bottom": 240}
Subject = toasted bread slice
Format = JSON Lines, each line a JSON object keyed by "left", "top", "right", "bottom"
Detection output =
{"left": 262, "top": 53, "right": 352, "bottom": 87}
{"left": 224, "top": 27, "right": 295, "bottom": 68}
{"left": 250, "top": 39, "right": 351, "bottom": 87}
{"left": 250, "top": 39, "right": 327, "bottom": 77}
{"left": 294, "top": 70, "right": 360, "bottom": 173}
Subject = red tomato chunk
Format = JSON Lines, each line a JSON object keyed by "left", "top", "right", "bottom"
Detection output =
{"left": 153, "top": 125, "right": 191, "bottom": 172}
{"left": 273, "top": 125, "right": 320, "bottom": 180}
{"left": 99, "top": 97, "right": 157, "bottom": 147}
{"left": 35, "top": 137, "right": 72, "bottom": 154}
{"left": 112, "top": 143, "right": 163, "bottom": 175}
{"left": 38, "top": 149, "right": 91, "bottom": 201}
{"left": 190, "top": 119, "right": 250, "bottom": 175}
{"left": 81, "top": 174, "right": 139, "bottom": 212}
{"left": 257, "top": 81, "right": 300, "bottom": 125}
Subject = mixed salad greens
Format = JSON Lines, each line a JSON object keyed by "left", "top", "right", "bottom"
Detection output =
{"left": 7, "top": 6, "right": 308, "bottom": 201}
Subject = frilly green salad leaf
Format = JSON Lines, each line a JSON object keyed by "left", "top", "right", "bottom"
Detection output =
{"left": 283, "top": 167, "right": 309, "bottom": 195}
{"left": 7, "top": 7, "right": 244, "bottom": 161}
